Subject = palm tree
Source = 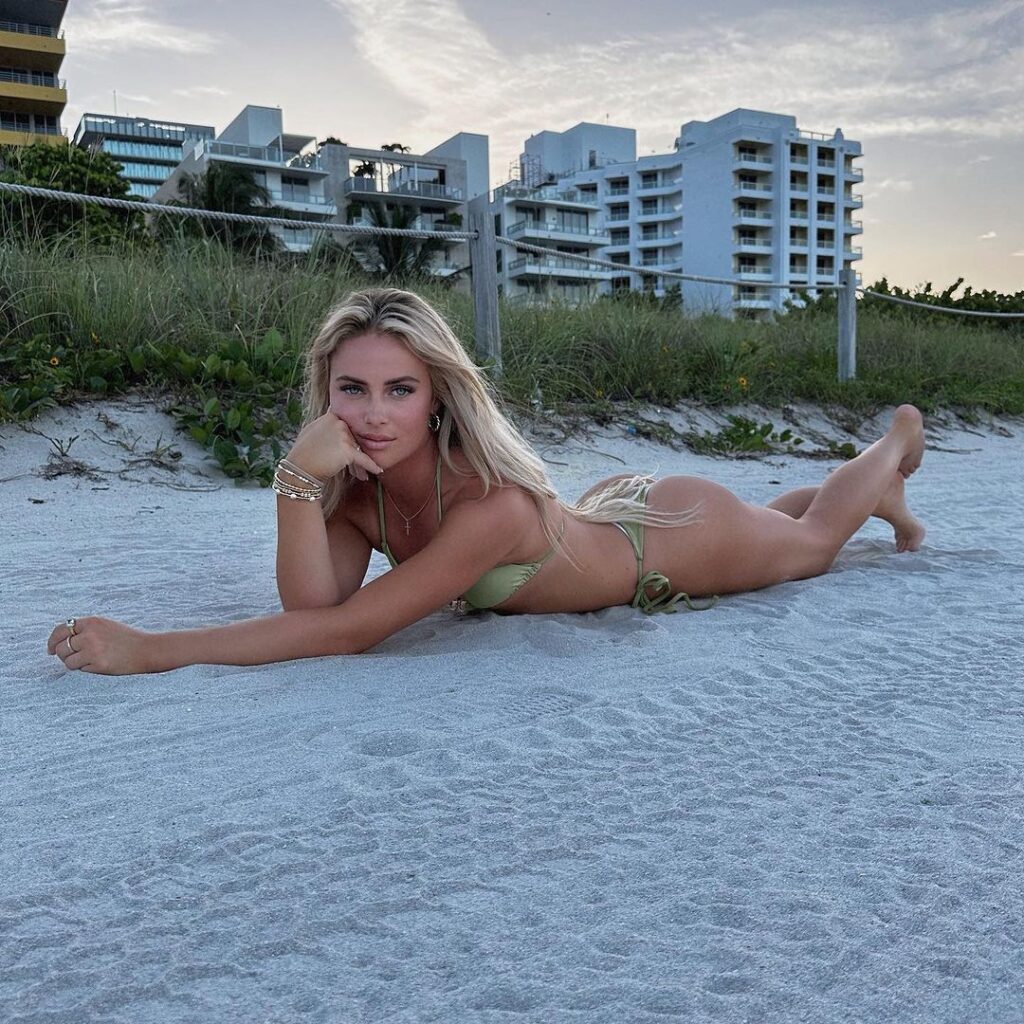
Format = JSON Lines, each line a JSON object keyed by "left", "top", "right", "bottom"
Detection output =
{"left": 161, "top": 163, "right": 280, "bottom": 256}
{"left": 353, "top": 203, "right": 445, "bottom": 280}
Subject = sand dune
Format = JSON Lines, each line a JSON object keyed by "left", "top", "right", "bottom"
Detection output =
{"left": 2, "top": 396, "right": 1022, "bottom": 1022}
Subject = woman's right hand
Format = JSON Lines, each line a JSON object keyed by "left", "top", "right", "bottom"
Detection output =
{"left": 284, "top": 413, "right": 384, "bottom": 483}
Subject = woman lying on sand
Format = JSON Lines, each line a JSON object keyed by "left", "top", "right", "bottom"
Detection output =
{"left": 48, "top": 288, "right": 926, "bottom": 676}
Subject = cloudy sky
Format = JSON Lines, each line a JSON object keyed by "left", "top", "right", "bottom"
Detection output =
{"left": 62, "top": 0, "right": 1024, "bottom": 293}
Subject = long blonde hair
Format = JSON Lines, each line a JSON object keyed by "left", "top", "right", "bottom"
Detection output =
{"left": 301, "top": 288, "right": 701, "bottom": 549}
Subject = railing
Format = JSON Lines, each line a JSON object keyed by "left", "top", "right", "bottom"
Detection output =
{"left": 735, "top": 209, "right": 773, "bottom": 220}
{"left": 0, "top": 19, "right": 61, "bottom": 37}
{"left": 391, "top": 181, "right": 463, "bottom": 201}
{"left": 845, "top": 192, "right": 863, "bottom": 203}
{"left": 508, "top": 255, "right": 612, "bottom": 275}
{"left": 735, "top": 182, "right": 773, "bottom": 193}
{"left": 202, "top": 140, "right": 325, "bottom": 170}
{"left": 735, "top": 154, "right": 773, "bottom": 165}
{"left": 607, "top": 186, "right": 629, "bottom": 196}
{"left": 507, "top": 219, "right": 607, "bottom": 238}
{"left": 607, "top": 213, "right": 630, "bottom": 222}
{"left": 494, "top": 183, "right": 596, "bottom": 205}
{"left": 790, "top": 157, "right": 809, "bottom": 167}
{"left": 0, "top": 69, "right": 65, "bottom": 88}
{"left": 845, "top": 219, "right": 863, "bottom": 230}
{"left": 637, "top": 179, "right": 682, "bottom": 190}
{"left": 816, "top": 186, "right": 835, "bottom": 196}
{"left": 817, "top": 160, "right": 836, "bottom": 169}
{"left": 267, "top": 190, "right": 335, "bottom": 207}
{"left": 0, "top": 117, "right": 64, "bottom": 135}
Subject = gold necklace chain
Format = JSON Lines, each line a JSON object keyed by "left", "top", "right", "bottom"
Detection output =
{"left": 383, "top": 485, "right": 434, "bottom": 535}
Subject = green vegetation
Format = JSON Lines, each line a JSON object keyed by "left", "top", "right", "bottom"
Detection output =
{"left": 1, "top": 229, "right": 1021, "bottom": 485}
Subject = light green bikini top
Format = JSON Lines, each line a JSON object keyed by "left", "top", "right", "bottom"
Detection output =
{"left": 376, "top": 456, "right": 556, "bottom": 611}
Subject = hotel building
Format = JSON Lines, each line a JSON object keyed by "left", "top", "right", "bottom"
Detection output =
{"left": 74, "top": 114, "right": 215, "bottom": 198}
{"left": 0, "top": 0, "right": 67, "bottom": 146}
{"left": 500, "top": 109, "right": 863, "bottom": 317}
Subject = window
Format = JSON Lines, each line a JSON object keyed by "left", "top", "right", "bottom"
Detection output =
{"left": 610, "top": 252, "right": 629, "bottom": 265}
{"left": 588, "top": 149, "right": 597, "bottom": 169}
{"left": 641, "top": 198, "right": 658, "bottom": 215}
{"left": 609, "top": 229, "right": 629, "bottom": 245}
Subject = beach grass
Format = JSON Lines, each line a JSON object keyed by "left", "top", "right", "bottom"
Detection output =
{"left": 2, "top": 234, "right": 1022, "bottom": 480}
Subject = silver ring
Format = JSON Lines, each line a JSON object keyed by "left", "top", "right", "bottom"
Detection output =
{"left": 64, "top": 636, "right": 75, "bottom": 655}
{"left": 66, "top": 617, "right": 78, "bottom": 635}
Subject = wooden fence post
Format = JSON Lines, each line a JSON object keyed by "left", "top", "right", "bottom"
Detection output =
{"left": 467, "top": 193, "right": 501, "bottom": 374}
{"left": 837, "top": 267, "right": 857, "bottom": 382}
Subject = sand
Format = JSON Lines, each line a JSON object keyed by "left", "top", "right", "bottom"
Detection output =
{"left": 2, "top": 395, "right": 1022, "bottom": 1023}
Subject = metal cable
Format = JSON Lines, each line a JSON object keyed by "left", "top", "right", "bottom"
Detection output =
{"left": 0, "top": 181, "right": 476, "bottom": 241}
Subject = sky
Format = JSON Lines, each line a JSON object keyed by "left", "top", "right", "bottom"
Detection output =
{"left": 60, "top": 0, "right": 1024, "bottom": 294}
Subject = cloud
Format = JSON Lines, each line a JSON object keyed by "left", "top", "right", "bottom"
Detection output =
{"left": 968, "top": 154, "right": 994, "bottom": 164}
{"left": 65, "top": 1, "right": 218, "bottom": 56}
{"left": 872, "top": 178, "right": 914, "bottom": 194}
{"left": 173, "top": 86, "right": 232, "bottom": 99}
{"left": 978, "top": 231, "right": 997, "bottom": 240}
{"left": 1013, "top": 250, "right": 1024, "bottom": 257}
{"left": 326, "top": 0, "right": 1024, "bottom": 183}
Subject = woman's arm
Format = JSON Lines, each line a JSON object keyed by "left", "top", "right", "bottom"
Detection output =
{"left": 50, "top": 489, "right": 528, "bottom": 675}
{"left": 276, "top": 495, "right": 371, "bottom": 610}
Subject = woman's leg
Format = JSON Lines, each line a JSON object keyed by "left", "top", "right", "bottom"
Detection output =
{"left": 767, "top": 470, "right": 925, "bottom": 553}
{"left": 796, "top": 405, "right": 925, "bottom": 559}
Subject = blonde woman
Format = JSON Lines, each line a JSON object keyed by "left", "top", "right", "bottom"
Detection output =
{"left": 48, "top": 288, "right": 926, "bottom": 675}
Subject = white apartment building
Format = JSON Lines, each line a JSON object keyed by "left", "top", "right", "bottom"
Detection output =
{"left": 153, "top": 105, "right": 337, "bottom": 252}
{"left": 316, "top": 131, "right": 488, "bottom": 276}
{"left": 503, "top": 109, "right": 863, "bottom": 317}
{"left": 153, "top": 105, "right": 489, "bottom": 268}
{"left": 491, "top": 180, "right": 612, "bottom": 303}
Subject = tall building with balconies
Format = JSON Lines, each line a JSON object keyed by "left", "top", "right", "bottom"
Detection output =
{"left": 74, "top": 114, "right": 215, "bottom": 198}
{"left": 511, "top": 110, "right": 863, "bottom": 318}
{"left": 0, "top": 0, "right": 68, "bottom": 147}
{"left": 491, "top": 179, "right": 613, "bottom": 304}
{"left": 153, "top": 105, "right": 338, "bottom": 253}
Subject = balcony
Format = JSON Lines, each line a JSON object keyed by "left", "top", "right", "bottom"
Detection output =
{"left": 507, "top": 219, "right": 609, "bottom": 245}
{"left": 844, "top": 192, "right": 864, "bottom": 207}
{"left": 816, "top": 159, "right": 836, "bottom": 170}
{"left": 734, "top": 207, "right": 773, "bottom": 223}
{"left": 637, "top": 177, "right": 682, "bottom": 195}
{"left": 816, "top": 185, "right": 837, "bottom": 197}
{"left": 789, "top": 238, "right": 808, "bottom": 252}
{"left": 637, "top": 230, "right": 679, "bottom": 246}
{"left": 845, "top": 164, "right": 864, "bottom": 182}
{"left": 635, "top": 206, "right": 677, "bottom": 223}
{"left": 344, "top": 176, "right": 462, "bottom": 204}
{"left": 735, "top": 154, "right": 773, "bottom": 171}
{"left": 789, "top": 181, "right": 809, "bottom": 197}
{"left": 0, "top": 23, "right": 65, "bottom": 73}
{"left": 789, "top": 209, "right": 809, "bottom": 224}
{"left": 735, "top": 267, "right": 774, "bottom": 282}
{"left": 816, "top": 211, "right": 836, "bottom": 225}
{"left": 507, "top": 255, "right": 612, "bottom": 281}
{"left": 0, "top": 70, "right": 66, "bottom": 115}
{"left": 734, "top": 291, "right": 774, "bottom": 310}
{"left": 734, "top": 181, "right": 773, "bottom": 195}
{"left": 494, "top": 183, "right": 597, "bottom": 208}
{"left": 201, "top": 139, "right": 327, "bottom": 172}
{"left": 790, "top": 156, "right": 809, "bottom": 167}
{"left": 267, "top": 189, "right": 337, "bottom": 215}
{"left": 0, "top": 124, "right": 65, "bottom": 146}
{"left": 843, "top": 246, "right": 863, "bottom": 259}
{"left": 735, "top": 238, "right": 773, "bottom": 253}
{"left": 606, "top": 186, "right": 629, "bottom": 197}
{"left": 844, "top": 219, "right": 863, "bottom": 234}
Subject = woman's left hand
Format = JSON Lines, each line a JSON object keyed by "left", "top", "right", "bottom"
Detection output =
{"left": 47, "top": 616, "right": 153, "bottom": 676}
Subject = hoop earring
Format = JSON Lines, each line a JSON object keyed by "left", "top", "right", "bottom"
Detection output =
{"left": 428, "top": 412, "right": 441, "bottom": 433}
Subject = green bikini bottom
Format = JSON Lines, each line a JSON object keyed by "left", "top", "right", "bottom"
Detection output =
{"left": 612, "top": 490, "right": 718, "bottom": 614}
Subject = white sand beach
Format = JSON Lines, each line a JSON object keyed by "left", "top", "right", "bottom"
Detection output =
{"left": 2, "top": 395, "right": 1022, "bottom": 1023}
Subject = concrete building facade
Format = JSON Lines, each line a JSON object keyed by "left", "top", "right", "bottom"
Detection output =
{"left": 0, "top": 0, "right": 67, "bottom": 147}
{"left": 74, "top": 114, "right": 215, "bottom": 198}
{"left": 499, "top": 110, "right": 863, "bottom": 317}
{"left": 153, "top": 105, "right": 338, "bottom": 252}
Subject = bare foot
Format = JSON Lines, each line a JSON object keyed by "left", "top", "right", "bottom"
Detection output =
{"left": 874, "top": 470, "right": 927, "bottom": 552}
{"left": 892, "top": 404, "right": 926, "bottom": 479}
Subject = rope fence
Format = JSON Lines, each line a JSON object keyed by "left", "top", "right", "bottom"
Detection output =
{"left": 1, "top": 180, "right": 1020, "bottom": 382}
